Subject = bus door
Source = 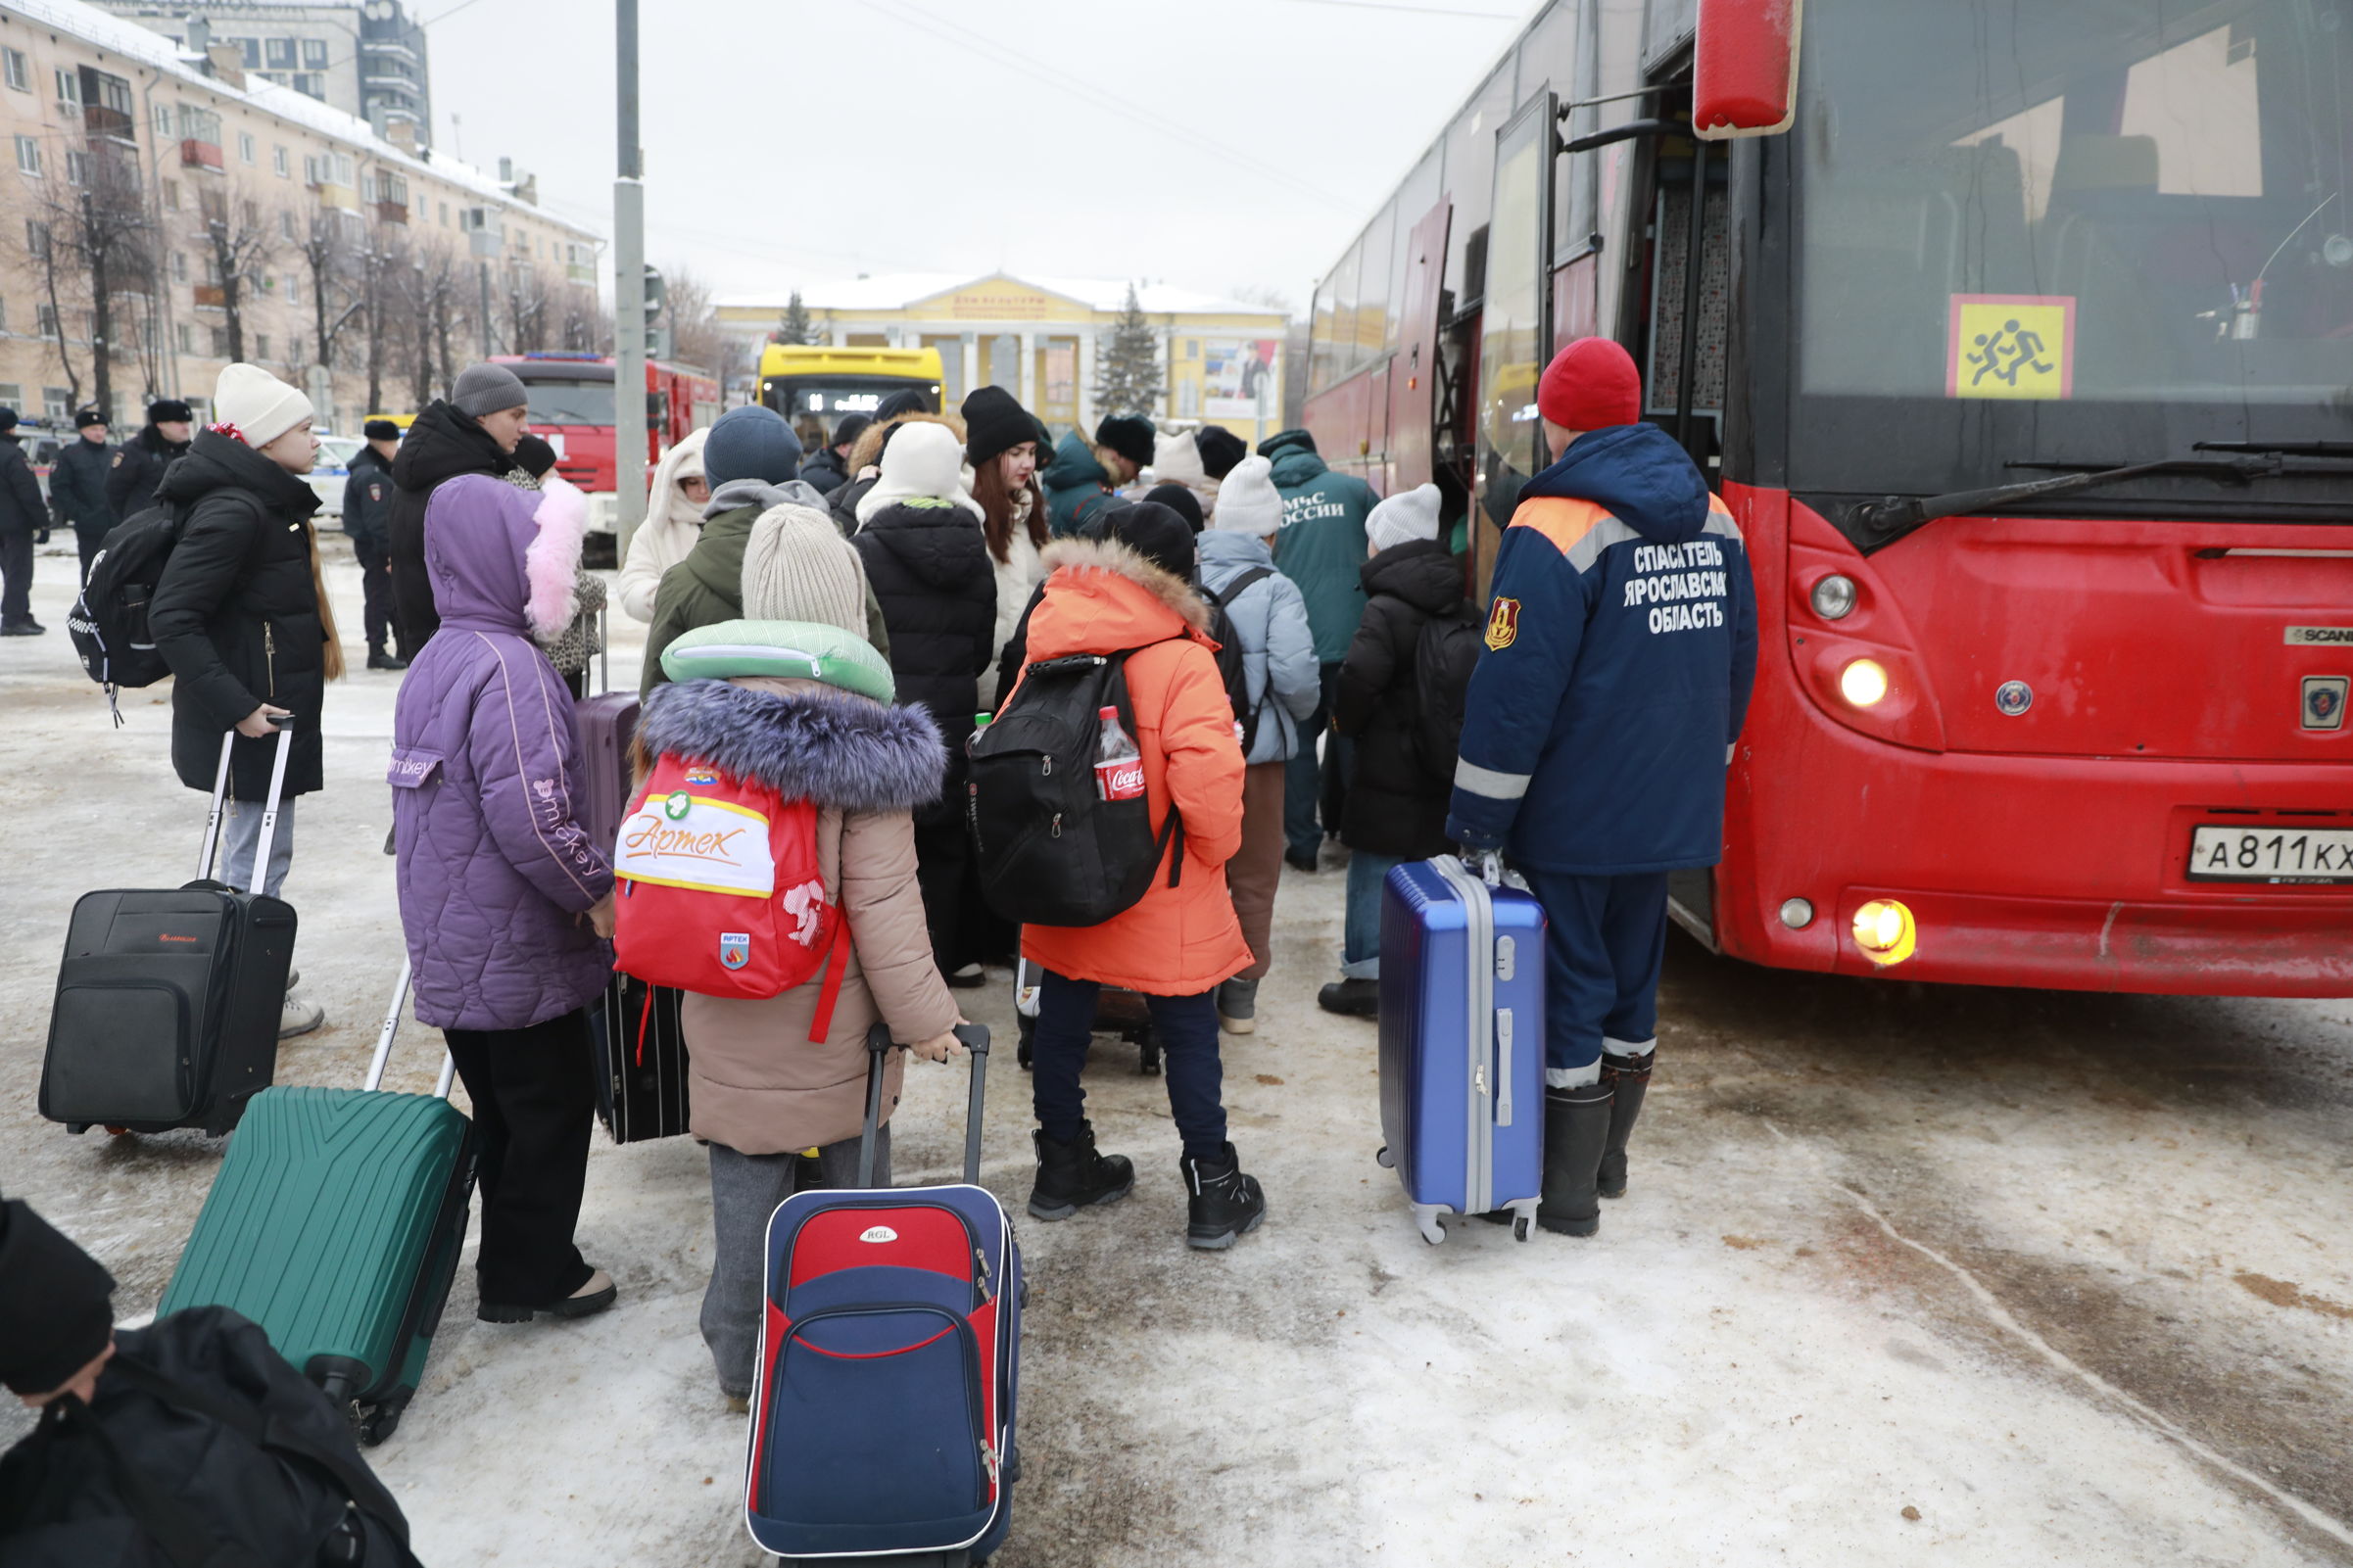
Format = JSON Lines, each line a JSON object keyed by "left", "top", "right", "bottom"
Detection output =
{"left": 1391, "top": 200, "right": 1452, "bottom": 504}
{"left": 1472, "top": 89, "right": 1560, "bottom": 602}
{"left": 1624, "top": 75, "right": 1732, "bottom": 477}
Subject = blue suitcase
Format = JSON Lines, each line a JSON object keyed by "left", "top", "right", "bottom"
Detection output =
{"left": 1376, "top": 856, "right": 1547, "bottom": 1244}
{"left": 745, "top": 1022, "right": 1022, "bottom": 1565}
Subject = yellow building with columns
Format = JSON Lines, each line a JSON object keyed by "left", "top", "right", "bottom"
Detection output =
{"left": 714, "top": 273, "right": 1289, "bottom": 448}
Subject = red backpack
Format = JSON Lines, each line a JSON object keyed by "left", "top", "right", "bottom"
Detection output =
{"left": 610, "top": 753, "right": 846, "bottom": 1037}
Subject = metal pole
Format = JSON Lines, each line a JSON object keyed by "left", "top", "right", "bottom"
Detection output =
{"left": 478, "top": 258, "right": 495, "bottom": 362}
{"left": 1672, "top": 135, "right": 1709, "bottom": 461}
{"left": 612, "top": 0, "right": 649, "bottom": 560}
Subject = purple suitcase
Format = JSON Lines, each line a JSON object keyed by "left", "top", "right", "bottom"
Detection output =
{"left": 574, "top": 690, "right": 640, "bottom": 851}
{"left": 1376, "top": 855, "right": 1547, "bottom": 1244}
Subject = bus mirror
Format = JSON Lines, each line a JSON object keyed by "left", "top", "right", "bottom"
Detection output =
{"left": 1693, "top": 0, "right": 1801, "bottom": 139}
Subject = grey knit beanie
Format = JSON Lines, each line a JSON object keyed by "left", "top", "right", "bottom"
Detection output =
{"left": 451, "top": 362, "right": 530, "bottom": 419}
{"left": 742, "top": 503, "right": 870, "bottom": 638}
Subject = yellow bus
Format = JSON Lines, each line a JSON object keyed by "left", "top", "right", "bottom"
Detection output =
{"left": 756, "top": 345, "right": 944, "bottom": 452}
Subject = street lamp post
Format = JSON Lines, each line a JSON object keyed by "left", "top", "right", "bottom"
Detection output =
{"left": 612, "top": 0, "right": 648, "bottom": 560}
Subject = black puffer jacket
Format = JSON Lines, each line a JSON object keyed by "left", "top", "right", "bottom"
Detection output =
{"left": 49, "top": 437, "right": 116, "bottom": 536}
{"left": 149, "top": 432, "right": 331, "bottom": 800}
{"left": 389, "top": 400, "right": 515, "bottom": 644}
{"left": 853, "top": 499, "right": 995, "bottom": 822}
{"left": 799, "top": 446, "right": 849, "bottom": 498}
{"left": 104, "top": 424, "right": 189, "bottom": 520}
{"left": 1333, "top": 539, "right": 1466, "bottom": 859}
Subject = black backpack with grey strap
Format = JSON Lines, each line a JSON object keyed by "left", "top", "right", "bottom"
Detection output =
{"left": 67, "top": 502, "right": 182, "bottom": 704}
{"left": 967, "top": 642, "right": 1183, "bottom": 927}
{"left": 1198, "top": 565, "right": 1277, "bottom": 754}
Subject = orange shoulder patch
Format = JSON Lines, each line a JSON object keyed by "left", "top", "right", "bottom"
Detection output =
{"left": 1508, "top": 496, "right": 1612, "bottom": 557}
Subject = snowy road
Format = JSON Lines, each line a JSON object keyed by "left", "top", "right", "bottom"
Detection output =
{"left": 4, "top": 539, "right": 2350, "bottom": 1566}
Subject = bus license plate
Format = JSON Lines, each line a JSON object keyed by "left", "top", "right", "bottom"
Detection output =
{"left": 2186, "top": 825, "right": 2353, "bottom": 883}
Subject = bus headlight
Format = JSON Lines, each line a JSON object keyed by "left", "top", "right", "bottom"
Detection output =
{"left": 1810, "top": 574, "right": 1857, "bottom": 620}
{"left": 1851, "top": 899, "right": 1916, "bottom": 966}
{"left": 1840, "top": 657, "right": 1890, "bottom": 708}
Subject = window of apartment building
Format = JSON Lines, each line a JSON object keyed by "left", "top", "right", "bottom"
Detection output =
{"left": 239, "top": 199, "right": 257, "bottom": 227}
{"left": 211, "top": 326, "right": 229, "bottom": 356}
{"left": 439, "top": 202, "right": 450, "bottom": 226}
{"left": 238, "top": 132, "right": 256, "bottom": 165}
{"left": 64, "top": 150, "right": 86, "bottom": 187}
{"left": 171, "top": 251, "right": 187, "bottom": 282}
{"left": 152, "top": 99, "right": 170, "bottom": 134}
{"left": 36, "top": 304, "right": 59, "bottom": 339}
{"left": 293, "top": 73, "right": 323, "bottom": 99}
{"left": 0, "top": 384, "right": 19, "bottom": 407}
{"left": 255, "top": 333, "right": 270, "bottom": 360}
{"left": 43, "top": 387, "right": 70, "bottom": 422}
{"left": 265, "top": 38, "right": 295, "bottom": 70}
{"left": 53, "top": 69, "right": 79, "bottom": 110}
{"left": 360, "top": 172, "right": 374, "bottom": 204}
{"left": 24, "top": 219, "right": 46, "bottom": 257}
{"left": 14, "top": 136, "right": 39, "bottom": 177}
{"left": 0, "top": 299, "right": 7, "bottom": 333}
{"left": 302, "top": 38, "right": 328, "bottom": 69}
{"left": 233, "top": 38, "right": 261, "bottom": 69}
{"left": 273, "top": 145, "right": 289, "bottom": 177}
{"left": 175, "top": 322, "right": 194, "bottom": 355}
{"left": 2, "top": 49, "right": 27, "bottom": 93}
{"left": 162, "top": 179, "right": 178, "bottom": 211}
{"left": 278, "top": 211, "right": 294, "bottom": 240}
{"left": 285, "top": 274, "right": 300, "bottom": 306}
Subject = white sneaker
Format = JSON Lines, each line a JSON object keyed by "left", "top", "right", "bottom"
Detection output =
{"left": 284, "top": 969, "right": 300, "bottom": 989}
{"left": 279, "top": 990, "right": 325, "bottom": 1039}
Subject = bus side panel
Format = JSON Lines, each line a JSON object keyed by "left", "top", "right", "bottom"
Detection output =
{"left": 1303, "top": 369, "right": 1381, "bottom": 489}
{"left": 1388, "top": 200, "right": 1453, "bottom": 496}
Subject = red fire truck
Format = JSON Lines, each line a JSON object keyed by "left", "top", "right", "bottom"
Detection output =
{"left": 1301, "top": 0, "right": 2352, "bottom": 995}
{"left": 495, "top": 353, "right": 721, "bottom": 551}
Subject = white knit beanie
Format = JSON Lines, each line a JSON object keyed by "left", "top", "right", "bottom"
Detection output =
{"left": 1212, "top": 453, "right": 1284, "bottom": 535}
{"left": 1153, "top": 430, "right": 1205, "bottom": 487}
{"left": 855, "top": 419, "right": 984, "bottom": 527}
{"left": 1366, "top": 483, "right": 1443, "bottom": 554}
{"left": 742, "top": 502, "right": 871, "bottom": 638}
{"left": 213, "top": 362, "right": 313, "bottom": 450}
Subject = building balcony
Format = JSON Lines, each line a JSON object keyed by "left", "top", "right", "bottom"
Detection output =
{"left": 82, "top": 104, "right": 135, "bottom": 143}
{"left": 312, "top": 181, "right": 359, "bottom": 212}
{"left": 373, "top": 200, "right": 408, "bottom": 226}
{"left": 192, "top": 284, "right": 226, "bottom": 309}
{"left": 566, "top": 262, "right": 596, "bottom": 284}
{"left": 179, "top": 138, "right": 223, "bottom": 171}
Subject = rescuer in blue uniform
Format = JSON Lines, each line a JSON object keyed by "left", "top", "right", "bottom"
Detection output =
{"left": 1446, "top": 339, "right": 1757, "bottom": 1239}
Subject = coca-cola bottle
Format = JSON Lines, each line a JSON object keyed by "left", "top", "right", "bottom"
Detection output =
{"left": 1095, "top": 705, "right": 1146, "bottom": 802}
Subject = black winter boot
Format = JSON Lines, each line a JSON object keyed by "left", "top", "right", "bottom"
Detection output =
{"left": 1537, "top": 1084, "right": 1613, "bottom": 1237}
{"left": 1027, "top": 1122, "right": 1133, "bottom": 1221}
{"left": 1596, "top": 1052, "right": 1654, "bottom": 1200}
{"left": 1180, "top": 1143, "right": 1266, "bottom": 1250}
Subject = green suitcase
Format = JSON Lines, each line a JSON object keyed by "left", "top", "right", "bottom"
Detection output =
{"left": 158, "top": 958, "right": 474, "bottom": 1445}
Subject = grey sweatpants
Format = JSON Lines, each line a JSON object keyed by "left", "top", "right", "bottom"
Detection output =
{"left": 702, "top": 1129, "right": 889, "bottom": 1399}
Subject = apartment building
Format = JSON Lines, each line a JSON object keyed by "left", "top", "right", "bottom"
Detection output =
{"left": 0, "top": 0, "right": 600, "bottom": 430}
{"left": 93, "top": 0, "right": 428, "bottom": 147}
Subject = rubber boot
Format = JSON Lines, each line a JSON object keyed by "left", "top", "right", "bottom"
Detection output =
{"left": 1596, "top": 1052, "right": 1654, "bottom": 1200}
{"left": 1536, "top": 1083, "right": 1612, "bottom": 1237}
{"left": 1027, "top": 1122, "right": 1134, "bottom": 1221}
{"left": 1180, "top": 1142, "right": 1266, "bottom": 1250}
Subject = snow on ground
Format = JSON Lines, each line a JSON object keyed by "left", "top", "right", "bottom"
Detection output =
{"left": 4, "top": 537, "right": 2350, "bottom": 1565}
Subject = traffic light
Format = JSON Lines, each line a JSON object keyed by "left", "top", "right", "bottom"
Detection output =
{"left": 644, "top": 265, "right": 670, "bottom": 360}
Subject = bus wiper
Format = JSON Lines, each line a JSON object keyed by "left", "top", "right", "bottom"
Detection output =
{"left": 1849, "top": 451, "right": 2344, "bottom": 546}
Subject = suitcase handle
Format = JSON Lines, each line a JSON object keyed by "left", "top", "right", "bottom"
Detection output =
{"left": 194, "top": 723, "right": 297, "bottom": 894}
{"left": 365, "top": 956, "right": 456, "bottom": 1099}
{"left": 859, "top": 1022, "right": 991, "bottom": 1190}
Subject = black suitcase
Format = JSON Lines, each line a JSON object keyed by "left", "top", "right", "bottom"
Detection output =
{"left": 589, "top": 971, "right": 691, "bottom": 1144}
{"left": 40, "top": 726, "right": 297, "bottom": 1137}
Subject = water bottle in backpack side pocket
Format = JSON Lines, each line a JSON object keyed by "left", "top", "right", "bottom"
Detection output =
{"left": 1095, "top": 706, "right": 1145, "bottom": 802}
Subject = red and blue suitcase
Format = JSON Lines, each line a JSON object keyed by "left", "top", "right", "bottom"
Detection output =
{"left": 1376, "top": 855, "right": 1547, "bottom": 1244}
{"left": 746, "top": 1022, "right": 1021, "bottom": 1565}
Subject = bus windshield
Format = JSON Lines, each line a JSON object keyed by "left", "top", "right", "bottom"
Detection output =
{"left": 764, "top": 376, "right": 931, "bottom": 451}
{"left": 524, "top": 382, "right": 613, "bottom": 427}
{"left": 1792, "top": 0, "right": 2352, "bottom": 501}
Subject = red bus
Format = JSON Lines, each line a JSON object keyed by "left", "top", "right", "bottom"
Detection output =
{"left": 495, "top": 353, "right": 721, "bottom": 547}
{"left": 1302, "top": 0, "right": 2352, "bottom": 996}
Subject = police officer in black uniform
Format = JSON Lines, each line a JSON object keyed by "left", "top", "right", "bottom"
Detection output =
{"left": 343, "top": 418, "right": 408, "bottom": 670}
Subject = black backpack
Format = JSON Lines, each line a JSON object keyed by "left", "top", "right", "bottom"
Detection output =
{"left": 968, "top": 642, "right": 1184, "bottom": 927}
{"left": 68, "top": 502, "right": 182, "bottom": 714}
{"left": 1200, "top": 565, "right": 1275, "bottom": 753}
{"left": 1412, "top": 605, "right": 1486, "bottom": 784}
{"left": 0, "top": 1306, "right": 422, "bottom": 1568}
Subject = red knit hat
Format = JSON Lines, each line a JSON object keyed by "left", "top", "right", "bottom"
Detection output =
{"left": 1537, "top": 337, "right": 1642, "bottom": 431}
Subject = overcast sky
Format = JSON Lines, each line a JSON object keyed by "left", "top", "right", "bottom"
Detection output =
{"left": 424, "top": 0, "right": 1525, "bottom": 312}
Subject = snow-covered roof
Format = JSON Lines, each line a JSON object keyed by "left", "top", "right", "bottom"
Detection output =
{"left": 5, "top": 0, "right": 596, "bottom": 232}
{"left": 716, "top": 271, "right": 1283, "bottom": 319}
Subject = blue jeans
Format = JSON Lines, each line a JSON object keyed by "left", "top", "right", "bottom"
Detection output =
{"left": 1030, "top": 973, "right": 1227, "bottom": 1162}
{"left": 1519, "top": 870, "right": 1669, "bottom": 1087}
{"left": 220, "top": 796, "right": 295, "bottom": 900}
{"left": 1341, "top": 850, "right": 1406, "bottom": 979}
{"left": 1283, "top": 662, "right": 1353, "bottom": 861}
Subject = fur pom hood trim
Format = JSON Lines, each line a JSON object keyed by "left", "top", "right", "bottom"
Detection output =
{"left": 637, "top": 680, "right": 945, "bottom": 812}
{"left": 1039, "top": 536, "right": 1212, "bottom": 634}
{"left": 523, "top": 474, "right": 588, "bottom": 641}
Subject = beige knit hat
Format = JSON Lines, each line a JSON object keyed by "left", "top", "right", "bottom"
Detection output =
{"left": 742, "top": 502, "right": 870, "bottom": 638}
{"left": 213, "top": 362, "right": 313, "bottom": 450}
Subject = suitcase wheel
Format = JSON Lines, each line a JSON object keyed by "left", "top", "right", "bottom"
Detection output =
{"left": 1417, "top": 1211, "right": 1448, "bottom": 1247}
{"left": 1137, "top": 1030, "right": 1161, "bottom": 1077}
{"left": 1513, "top": 1216, "right": 1535, "bottom": 1244}
{"left": 1016, "top": 1015, "right": 1033, "bottom": 1071}
{"left": 357, "top": 1395, "right": 408, "bottom": 1448}
{"left": 66, "top": 1122, "right": 89, "bottom": 1136}
{"left": 1374, "top": 1145, "right": 1396, "bottom": 1169}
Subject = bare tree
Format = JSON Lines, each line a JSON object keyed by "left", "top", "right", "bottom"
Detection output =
{"left": 659, "top": 265, "right": 725, "bottom": 372}
{"left": 15, "top": 215, "right": 84, "bottom": 412}
{"left": 17, "top": 149, "right": 157, "bottom": 416}
{"left": 557, "top": 286, "right": 608, "bottom": 354}
{"left": 297, "top": 212, "right": 367, "bottom": 393}
{"left": 504, "top": 262, "right": 554, "bottom": 356}
{"left": 196, "top": 184, "right": 276, "bottom": 364}
{"left": 401, "top": 240, "right": 465, "bottom": 405}
{"left": 359, "top": 229, "right": 403, "bottom": 415}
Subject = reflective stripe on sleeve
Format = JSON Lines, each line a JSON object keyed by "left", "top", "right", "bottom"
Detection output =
{"left": 1454, "top": 758, "right": 1532, "bottom": 800}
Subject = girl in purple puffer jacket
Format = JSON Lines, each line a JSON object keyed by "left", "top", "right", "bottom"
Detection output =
{"left": 390, "top": 473, "right": 619, "bottom": 1324}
